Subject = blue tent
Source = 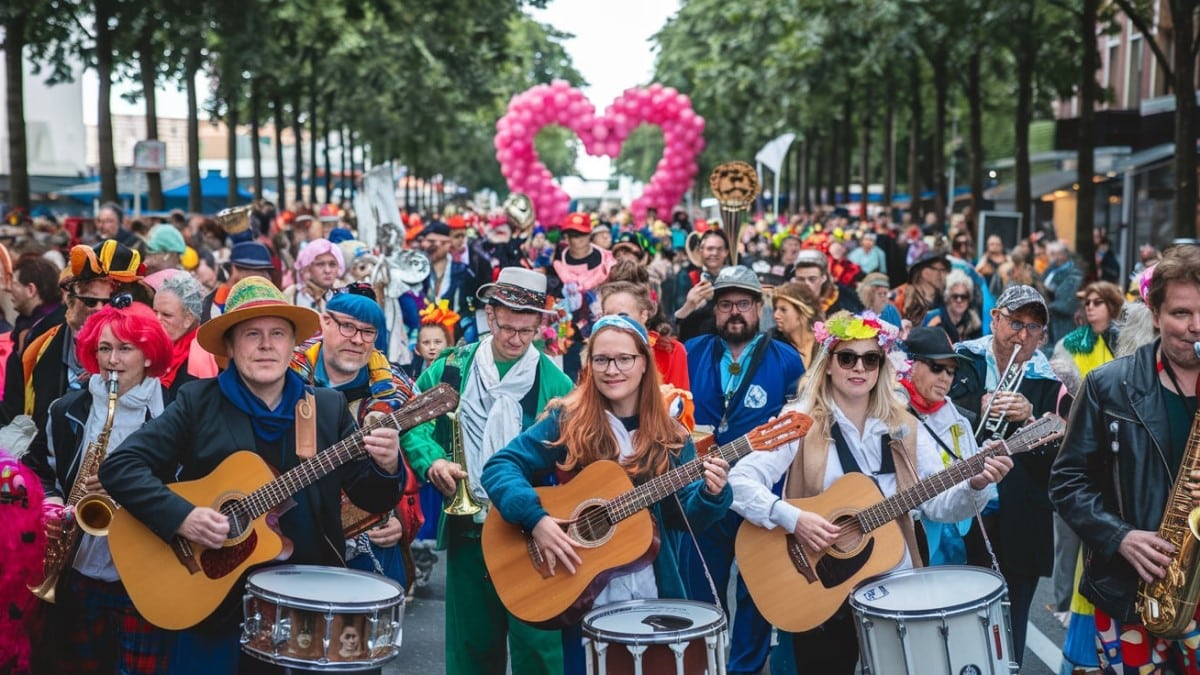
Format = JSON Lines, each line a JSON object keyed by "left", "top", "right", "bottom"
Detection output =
{"left": 61, "top": 169, "right": 251, "bottom": 214}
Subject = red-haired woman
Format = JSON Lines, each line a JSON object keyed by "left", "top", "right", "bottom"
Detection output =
{"left": 23, "top": 295, "right": 174, "bottom": 674}
{"left": 599, "top": 280, "right": 690, "bottom": 389}
{"left": 482, "top": 314, "right": 731, "bottom": 673}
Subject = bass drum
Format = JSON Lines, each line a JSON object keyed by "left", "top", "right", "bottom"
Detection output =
{"left": 241, "top": 565, "right": 404, "bottom": 671}
{"left": 582, "top": 599, "right": 726, "bottom": 675}
{"left": 850, "top": 565, "right": 1017, "bottom": 675}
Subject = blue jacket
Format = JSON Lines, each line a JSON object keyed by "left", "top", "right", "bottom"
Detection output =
{"left": 481, "top": 409, "right": 732, "bottom": 601}
{"left": 685, "top": 334, "right": 805, "bottom": 445}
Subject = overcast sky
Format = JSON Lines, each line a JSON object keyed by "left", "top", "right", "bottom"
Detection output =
{"left": 82, "top": 0, "right": 680, "bottom": 178}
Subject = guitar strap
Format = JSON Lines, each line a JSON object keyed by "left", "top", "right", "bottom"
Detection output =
{"left": 295, "top": 392, "right": 317, "bottom": 460}
{"left": 829, "top": 424, "right": 895, "bottom": 479}
{"left": 674, "top": 493, "right": 722, "bottom": 608}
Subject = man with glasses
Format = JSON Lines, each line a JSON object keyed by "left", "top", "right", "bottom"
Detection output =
{"left": 674, "top": 230, "right": 730, "bottom": 341}
{"left": 684, "top": 265, "right": 805, "bottom": 675}
{"left": 900, "top": 327, "right": 1001, "bottom": 566}
{"left": 19, "top": 241, "right": 145, "bottom": 433}
{"left": 792, "top": 249, "right": 864, "bottom": 318}
{"left": 950, "top": 284, "right": 1073, "bottom": 666}
{"left": 402, "top": 267, "right": 572, "bottom": 675}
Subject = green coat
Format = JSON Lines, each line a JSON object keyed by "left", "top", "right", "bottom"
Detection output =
{"left": 401, "top": 341, "right": 573, "bottom": 547}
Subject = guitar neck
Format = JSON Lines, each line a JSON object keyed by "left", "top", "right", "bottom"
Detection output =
{"left": 606, "top": 435, "right": 754, "bottom": 523}
{"left": 855, "top": 419, "right": 1054, "bottom": 533}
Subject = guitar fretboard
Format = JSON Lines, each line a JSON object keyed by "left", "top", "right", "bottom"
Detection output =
{"left": 228, "top": 387, "right": 453, "bottom": 525}
{"left": 605, "top": 435, "right": 754, "bottom": 522}
{"left": 855, "top": 416, "right": 1059, "bottom": 533}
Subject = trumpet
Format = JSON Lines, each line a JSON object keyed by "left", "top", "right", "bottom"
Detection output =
{"left": 443, "top": 411, "right": 482, "bottom": 516}
{"left": 975, "top": 347, "right": 1027, "bottom": 442}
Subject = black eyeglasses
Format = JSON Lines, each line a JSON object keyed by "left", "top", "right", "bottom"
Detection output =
{"left": 715, "top": 299, "right": 755, "bottom": 313}
{"left": 70, "top": 293, "right": 112, "bottom": 309}
{"left": 330, "top": 317, "right": 378, "bottom": 342}
{"left": 947, "top": 293, "right": 970, "bottom": 302}
{"left": 833, "top": 350, "right": 885, "bottom": 371}
{"left": 590, "top": 354, "right": 641, "bottom": 372}
{"left": 916, "top": 359, "right": 957, "bottom": 376}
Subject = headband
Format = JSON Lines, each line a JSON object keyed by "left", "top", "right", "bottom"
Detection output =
{"left": 813, "top": 310, "right": 899, "bottom": 351}
{"left": 592, "top": 314, "right": 649, "bottom": 345}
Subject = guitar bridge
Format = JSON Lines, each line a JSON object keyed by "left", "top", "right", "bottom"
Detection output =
{"left": 785, "top": 533, "right": 818, "bottom": 583}
{"left": 171, "top": 536, "right": 201, "bottom": 575}
{"left": 525, "top": 534, "right": 552, "bottom": 579}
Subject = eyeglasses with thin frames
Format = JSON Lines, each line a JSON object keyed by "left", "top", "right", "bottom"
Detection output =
{"left": 591, "top": 354, "right": 641, "bottom": 372}
{"left": 998, "top": 312, "right": 1044, "bottom": 335}
{"left": 833, "top": 350, "right": 885, "bottom": 371}
{"left": 494, "top": 323, "right": 539, "bottom": 340}
{"left": 331, "top": 317, "right": 378, "bottom": 342}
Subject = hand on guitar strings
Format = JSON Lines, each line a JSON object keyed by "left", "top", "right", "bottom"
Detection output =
{"left": 966, "top": 455, "right": 1014, "bottom": 490}
{"left": 793, "top": 510, "right": 841, "bottom": 553}
{"left": 176, "top": 507, "right": 231, "bottom": 550}
{"left": 426, "top": 458, "right": 467, "bottom": 497}
{"left": 366, "top": 515, "right": 404, "bottom": 548}
{"left": 701, "top": 456, "right": 730, "bottom": 495}
{"left": 531, "top": 515, "right": 583, "bottom": 576}
{"left": 363, "top": 427, "right": 401, "bottom": 474}
{"left": 1119, "top": 529, "right": 1176, "bottom": 584}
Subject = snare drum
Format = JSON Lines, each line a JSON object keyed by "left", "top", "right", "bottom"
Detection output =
{"left": 582, "top": 600, "right": 726, "bottom": 675}
{"left": 850, "top": 566, "right": 1017, "bottom": 675}
{"left": 241, "top": 565, "right": 405, "bottom": 670}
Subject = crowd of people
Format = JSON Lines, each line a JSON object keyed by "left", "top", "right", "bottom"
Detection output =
{"left": 0, "top": 194, "right": 1191, "bottom": 675}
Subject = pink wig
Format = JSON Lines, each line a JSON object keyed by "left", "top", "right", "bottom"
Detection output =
{"left": 76, "top": 301, "right": 173, "bottom": 378}
{"left": 295, "top": 239, "right": 345, "bottom": 276}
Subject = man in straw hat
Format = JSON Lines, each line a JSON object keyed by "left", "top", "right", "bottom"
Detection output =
{"left": 17, "top": 240, "right": 145, "bottom": 433}
{"left": 402, "top": 266, "right": 572, "bottom": 674}
{"left": 101, "top": 276, "right": 405, "bottom": 673}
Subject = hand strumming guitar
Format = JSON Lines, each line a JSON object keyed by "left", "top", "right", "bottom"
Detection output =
{"left": 793, "top": 510, "right": 840, "bottom": 553}
{"left": 177, "top": 507, "right": 230, "bottom": 549}
{"left": 531, "top": 515, "right": 583, "bottom": 576}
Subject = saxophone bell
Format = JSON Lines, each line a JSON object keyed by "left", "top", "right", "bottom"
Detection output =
{"left": 75, "top": 493, "right": 117, "bottom": 537}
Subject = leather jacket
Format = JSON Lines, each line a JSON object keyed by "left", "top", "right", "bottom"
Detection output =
{"left": 1049, "top": 340, "right": 1174, "bottom": 622}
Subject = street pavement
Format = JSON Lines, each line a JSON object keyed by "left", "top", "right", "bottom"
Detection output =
{"left": 382, "top": 550, "right": 1073, "bottom": 674}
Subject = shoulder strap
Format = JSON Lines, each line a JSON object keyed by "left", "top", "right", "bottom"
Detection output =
{"left": 520, "top": 363, "right": 542, "bottom": 422}
{"left": 829, "top": 423, "right": 863, "bottom": 475}
{"left": 294, "top": 391, "right": 317, "bottom": 460}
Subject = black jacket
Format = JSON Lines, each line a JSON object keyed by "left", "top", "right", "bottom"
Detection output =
{"left": 0, "top": 303, "right": 66, "bottom": 425}
{"left": 100, "top": 379, "right": 402, "bottom": 567}
{"left": 1049, "top": 340, "right": 1173, "bottom": 622}
{"left": 24, "top": 388, "right": 111, "bottom": 500}
{"left": 950, "top": 345, "right": 1072, "bottom": 578}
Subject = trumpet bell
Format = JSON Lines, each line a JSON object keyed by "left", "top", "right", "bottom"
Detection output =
{"left": 444, "top": 481, "right": 482, "bottom": 517}
{"left": 503, "top": 193, "right": 536, "bottom": 235}
{"left": 214, "top": 205, "right": 253, "bottom": 235}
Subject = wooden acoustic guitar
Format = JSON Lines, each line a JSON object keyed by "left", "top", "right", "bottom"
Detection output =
{"left": 107, "top": 384, "right": 458, "bottom": 630}
{"left": 481, "top": 411, "right": 813, "bottom": 628}
{"left": 736, "top": 414, "right": 1065, "bottom": 633}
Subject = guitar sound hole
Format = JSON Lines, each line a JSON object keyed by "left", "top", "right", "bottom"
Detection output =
{"left": 574, "top": 504, "right": 611, "bottom": 544}
{"left": 830, "top": 516, "right": 863, "bottom": 554}
{"left": 219, "top": 499, "right": 251, "bottom": 539}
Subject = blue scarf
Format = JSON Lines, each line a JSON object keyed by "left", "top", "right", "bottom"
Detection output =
{"left": 218, "top": 366, "right": 308, "bottom": 442}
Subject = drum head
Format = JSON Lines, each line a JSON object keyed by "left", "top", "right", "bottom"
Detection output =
{"left": 851, "top": 565, "right": 1005, "bottom": 615}
{"left": 247, "top": 565, "right": 403, "bottom": 609}
{"left": 583, "top": 600, "right": 726, "bottom": 645}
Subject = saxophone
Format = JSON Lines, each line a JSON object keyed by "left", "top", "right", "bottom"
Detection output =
{"left": 30, "top": 371, "right": 120, "bottom": 603}
{"left": 1138, "top": 405, "right": 1200, "bottom": 637}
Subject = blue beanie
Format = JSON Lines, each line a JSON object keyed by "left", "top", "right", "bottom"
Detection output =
{"left": 328, "top": 227, "right": 354, "bottom": 244}
{"left": 326, "top": 292, "right": 388, "bottom": 351}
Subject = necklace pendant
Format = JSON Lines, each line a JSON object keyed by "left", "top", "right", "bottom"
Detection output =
{"left": 728, "top": 362, "right": 742, "bottom": 376}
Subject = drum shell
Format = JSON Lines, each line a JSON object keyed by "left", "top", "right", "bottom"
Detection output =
{"left": 850, "top": 565, "right": 1016, "bottom": 675}
{"left": 582, "top": 599, "right": 726, "bottom": 675}
{"left": 241, "top": 565, "right": 405, "bottom": 671}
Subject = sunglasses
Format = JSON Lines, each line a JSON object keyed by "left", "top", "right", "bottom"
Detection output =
{"left": 948, "top": 293, "right": 970, "bottom": 302}
{"left": 833, "top": 350, "right": 885, "bottom": 371}
{"left": 916, "top": 359, "right": 957, "bottom": 376}
{"left": 70, "top": 293, "right": 112, "bottom": 309}
{"left": 1084, "top": 298, "right": 1106, "bottom": 308}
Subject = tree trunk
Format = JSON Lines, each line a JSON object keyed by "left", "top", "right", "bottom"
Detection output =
{"left": 138, "top": 24, "right": 163, "bottom": 211}
{"left": 250, "top": 79, "right": 263, "bottom": 200}
{"left": 841, "top": 95, "right": 853, "bottom": 205}
{"left": 348, "top": 129, "right": 356, "bottom": 200}
{"left": 96, "top": 0, "right": 118, "bottom": 205}
{"left": 1076, "top": 0, "right": 1100, "bottom": 276}
{"left": 308, "top": 85, "right": 318, "bottom": 204}
{"left": 226, "top": 87, "right": 240, "bottom": 207}
{"left": 1013, "top": 8, "right": 1036, "bottom": 240}
{"left": 1171, "top": 0, "right": 1198, "bottom": 238}
{"left": 967, "top": 49, "right": 985, "bottom": 234}
{"left": 861, "top": 83, "right": 872, "bottom": 217}
{"left": 931, "top": 53, "right": 949, "bottom": 226}
{"left": 292, "top": 95, "right": 303, "bottom": 207}
{"left": 908, "top": 56, "right": 923, "bottom": 221}
{"left": 339, "top": 126, "right": 348, "bottom": 201}
{"left": 800, "top": 135, "right": 810, "bottom": 212}
{"left": 273, "top": 95, "right": 286, "bottom": 210}
{"left": 186, "top": 52, "right": 201, "bottom": 213}
{"left": 829, "top": 119, "right": 839, "bottom": 206}
{"left": 5, "top": 12, "right": 30, "bottom": 211}
{"left": 884, "top": 85, "right": 896, "bottom": 214}
{"left": 323, "top": 95, "right": 333, "bottom": 202}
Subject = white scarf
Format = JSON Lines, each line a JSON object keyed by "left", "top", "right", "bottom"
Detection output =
{"left": 592, "top": 411, "right": 658, "bottom": 607}
{"left": 73, "top": 374, "right": 165, "bottom": 581}
{"left": 459, "top": 337, "right": 540, "bottom": 513}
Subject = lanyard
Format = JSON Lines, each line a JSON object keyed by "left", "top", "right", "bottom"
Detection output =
{"left": 1160, "top": 354, "right": 1198, "bottom": 416}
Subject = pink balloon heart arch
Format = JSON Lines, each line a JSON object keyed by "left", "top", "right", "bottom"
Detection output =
{"left": 494, "top": 80, "right": 705, "bottom": 228}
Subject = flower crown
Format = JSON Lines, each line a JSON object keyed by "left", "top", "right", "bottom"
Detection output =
{"left": 813, "top": 310, "right": 900, "bottom": 351}
{"left": 419, "top": 299, "right": 461, "bottom": 333}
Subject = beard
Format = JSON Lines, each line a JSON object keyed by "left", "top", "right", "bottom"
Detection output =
{"left": 718, "top": 315, "right": 759, "bottom": 345}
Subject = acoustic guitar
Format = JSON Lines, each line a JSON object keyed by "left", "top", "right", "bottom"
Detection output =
{"left": 735, "top": 414, "right": 1065, "bottom": 633}
{"left": 481, "top": 411, "right": 812, "bottom": 627}
{"left": 107, "top": 384, "right": 458, "bottom": 630}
